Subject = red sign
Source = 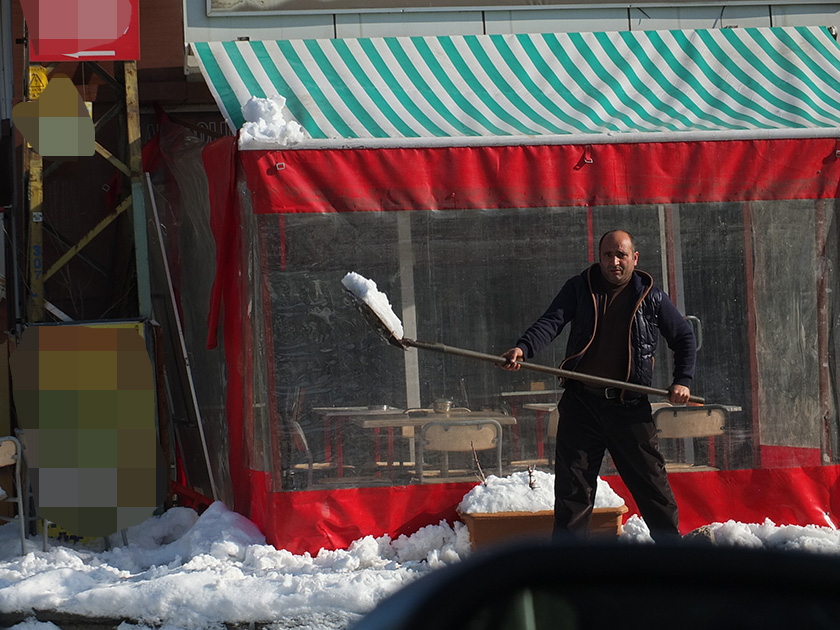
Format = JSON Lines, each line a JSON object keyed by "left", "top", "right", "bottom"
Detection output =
{"left": 20, "top": 0, "right": 140, "bottom": 62}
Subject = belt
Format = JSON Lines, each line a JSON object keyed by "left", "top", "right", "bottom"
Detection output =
{"left": 570, "top": 381, "right": 644, "bottom": 404}
{"left": 578, "top": 384, "right": 623, "bottom": 400}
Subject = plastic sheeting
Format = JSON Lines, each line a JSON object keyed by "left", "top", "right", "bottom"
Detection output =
{"left": 147, "top": 122, "right": 235, "bottom": 506}
{"left": 264, "top": 465, "right": 840, "bottom": 554}
{"left": 195, "top": 136, "right": 839, "bottom": 550}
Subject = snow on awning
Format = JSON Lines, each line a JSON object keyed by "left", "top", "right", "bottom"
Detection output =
{"left": 190, "top": 26, "right": 840, "bottom": 148}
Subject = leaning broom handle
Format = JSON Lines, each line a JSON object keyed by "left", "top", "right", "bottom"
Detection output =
{"left": 404, "top": 338, "right": 704, "bottom": 404}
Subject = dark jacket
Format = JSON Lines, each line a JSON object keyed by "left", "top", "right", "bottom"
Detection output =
{"left": 515, "top": 265, "right": 696, "bottom": 394}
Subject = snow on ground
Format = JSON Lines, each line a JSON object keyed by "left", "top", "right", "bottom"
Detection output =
{"left": 2, "top": 475, "right": 840, "bottom": 630}
{"left": 0, "top": 502, "right": 468, "bottom": 630}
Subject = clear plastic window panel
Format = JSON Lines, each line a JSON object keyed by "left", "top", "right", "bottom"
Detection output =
{"left": 245, "top": 200, "right": 838, "bottom": 490}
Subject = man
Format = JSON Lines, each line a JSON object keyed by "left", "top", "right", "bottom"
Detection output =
{"left": 502, "top": 230, "right": 696, "bottom": 542}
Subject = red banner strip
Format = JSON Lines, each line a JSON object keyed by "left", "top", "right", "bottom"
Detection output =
{"left": 239, "top": 138, "right": 840, "bottom": 214}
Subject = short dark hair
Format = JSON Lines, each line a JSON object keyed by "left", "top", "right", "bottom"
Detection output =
{"left": 599, "top": 230, "right": 636, "bottom": 253}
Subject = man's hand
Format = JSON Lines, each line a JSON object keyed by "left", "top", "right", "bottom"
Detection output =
{"left": 501, "top": 347, "right": 523, "bottom": 371}
{"left": 668, "top": 384, "right": 691, "bottom": 405}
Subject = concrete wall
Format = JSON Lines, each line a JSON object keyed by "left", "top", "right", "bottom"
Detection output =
{"left": 183, "top": 0, "right": 840, "bottom": 44}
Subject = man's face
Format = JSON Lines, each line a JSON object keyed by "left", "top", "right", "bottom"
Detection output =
{"left": 599, "top": 232, "right": 639, "bottom": 286}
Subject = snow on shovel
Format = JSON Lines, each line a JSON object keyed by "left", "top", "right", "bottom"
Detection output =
{"left": 342, "top": 272, "right": 704, "bottom": 404}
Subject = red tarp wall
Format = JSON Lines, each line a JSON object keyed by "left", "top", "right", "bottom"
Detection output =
{"left": 203, "top": 135, "right": 840, "bottom": 554}
{"left": 272, "top": 465, "right": 840, "bottom": 555}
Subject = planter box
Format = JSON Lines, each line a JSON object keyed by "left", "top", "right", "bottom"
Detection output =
{"left": 460, "top": 505, "right": 628, "bottom": 548}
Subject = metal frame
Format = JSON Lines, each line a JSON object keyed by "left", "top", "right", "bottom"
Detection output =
{"left": 22, "top": 53, "right": 151, "bottom": 325}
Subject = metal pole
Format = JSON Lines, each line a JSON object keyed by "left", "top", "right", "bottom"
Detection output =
{"left": 124, "top": 60, "right": 152, "bottom": 320}
{"left": 404, "top": 338, "right": 705, "bottom": 404}
{"left": 0, "top": 0, "right": 18, "bottom": 336}
{"left": 145, "top": 173, "right": 219, "bottom": 500}
{"left": 816, "top": 199, "right": 832, "bottom": 465}
{"left": 397, "top": 214, "right": 421, "bottom": 409}
{"left": 742, "top": 202, "right": 762, "bottom": 468}
{"left": 24, "top": 38, "right": 44, "bottom": 322}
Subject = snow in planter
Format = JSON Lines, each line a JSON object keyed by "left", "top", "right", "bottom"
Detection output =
{"left": 457, "top": 470, "right": 625, "bottom": 514}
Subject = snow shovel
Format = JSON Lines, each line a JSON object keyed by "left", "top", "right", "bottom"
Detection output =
{"left": 342, "top": 272, "right": 704, "bottom": 404}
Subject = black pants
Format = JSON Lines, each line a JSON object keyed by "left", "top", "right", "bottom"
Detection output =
{"left": 553, "top": 387, "right": 680, "bottom": 542}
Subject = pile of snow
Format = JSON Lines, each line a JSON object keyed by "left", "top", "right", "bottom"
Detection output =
{"left": 458, "top": 471, "right": 624, "bottom": 514}
{"left": 0, "top": 502, "right": 469, "bottom": 630}
{"left": 4, "top": 496, "right": 840, "bottom": 629}
{"left": 342, "top": 272, "right": 405, "bottom": 341}
{"left": 239, "top": 95, "right": 306, "bottom": 149}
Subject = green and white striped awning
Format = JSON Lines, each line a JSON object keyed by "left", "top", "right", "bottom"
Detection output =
{"left": 190, "top": 26, "right": 840, "bottom": 147}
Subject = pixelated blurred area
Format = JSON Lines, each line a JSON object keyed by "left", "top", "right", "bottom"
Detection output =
{"left": 19, "top": 0, "right": 140, "bottom": 62}
{"left": 9, "top": 323, "right": 165, "bottom": 538}
{"left": 12, "top": 74, "right": 94, "bottom": 156}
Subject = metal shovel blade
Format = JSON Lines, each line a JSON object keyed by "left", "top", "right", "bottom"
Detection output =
{"left": 345, "top": 287, "right": 409, "bottom": 349}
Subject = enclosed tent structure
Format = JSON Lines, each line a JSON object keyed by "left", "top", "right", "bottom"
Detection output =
{"left": 187, "top": 25, "right": 840, "bottom": 553}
